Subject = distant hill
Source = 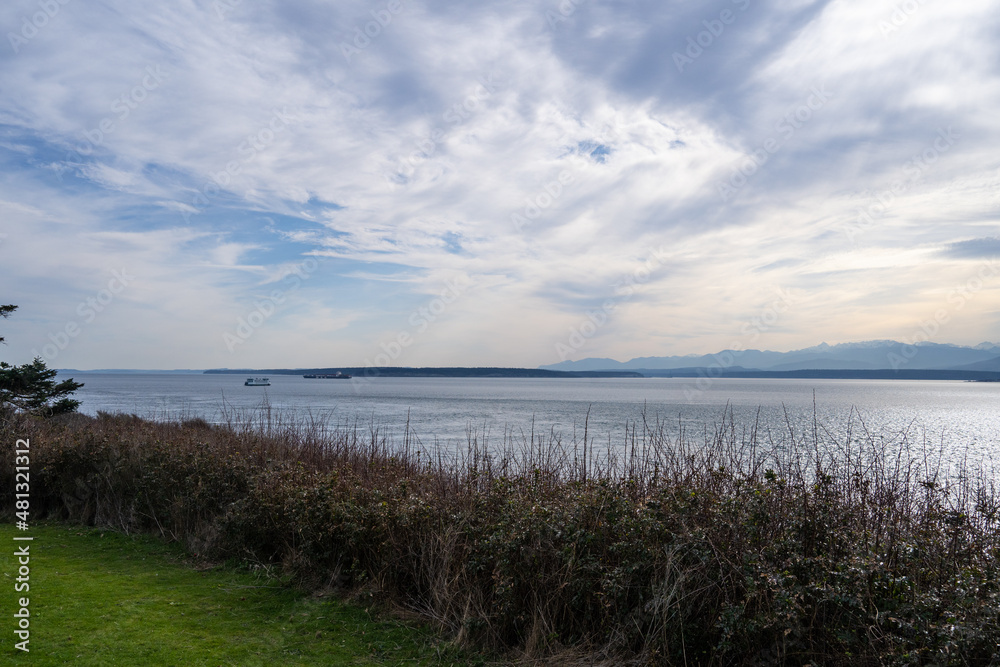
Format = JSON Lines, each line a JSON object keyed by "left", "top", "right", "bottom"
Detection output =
{"left": 634, "top": 368, "right": 1000, "bottom": 381}
{"left": 944, "top": 355, "right": 1000, "bottom": 372}
{"left": 766, "top": 357, "right": 877, "bottom": 371}
{"left": 541, "top": 341, "right": 1000, "bottom": 373}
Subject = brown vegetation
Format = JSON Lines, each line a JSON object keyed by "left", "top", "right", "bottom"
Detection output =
{"left": 2, "top": 405, "right": 998, "bottom": 665}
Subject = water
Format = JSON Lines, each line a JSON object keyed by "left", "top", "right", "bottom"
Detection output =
{"left": 57, "top": 373, "right": 1000, "bottom": 471}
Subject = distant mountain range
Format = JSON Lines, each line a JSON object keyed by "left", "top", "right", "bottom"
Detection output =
{"left": 540, "top": 341, "right": 1000, "bottom": 373}
{"left": 55, "top": 341, "right": 1000, "bottom": 380}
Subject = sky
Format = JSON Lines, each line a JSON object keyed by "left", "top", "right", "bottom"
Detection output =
{"left": 1, "top": 0, "right": 999, "bottom": 370}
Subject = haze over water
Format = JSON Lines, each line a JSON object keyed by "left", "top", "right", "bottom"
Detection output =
{"left": 62, "top": 373, "right": 1000, "bottom": 473}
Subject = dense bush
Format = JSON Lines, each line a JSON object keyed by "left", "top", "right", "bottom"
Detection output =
{"left": 2, "top": 407, "right": 999, "bottom": 665}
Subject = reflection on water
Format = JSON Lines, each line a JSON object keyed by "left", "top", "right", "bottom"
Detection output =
{"left": 59, "top": 374, "right": 1000, "bottom": 472}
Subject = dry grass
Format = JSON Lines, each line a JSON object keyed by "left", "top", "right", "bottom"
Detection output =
{"left": 2, "top": 403, "right": 999, "bottom": 665}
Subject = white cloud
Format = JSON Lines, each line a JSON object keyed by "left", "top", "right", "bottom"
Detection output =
{"left": 1, "top": 0, "right": 998, "bottom": 368}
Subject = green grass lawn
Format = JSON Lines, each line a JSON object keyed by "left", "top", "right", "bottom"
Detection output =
{"left": 1, "top": 523, "right": 483, "bottom": 666}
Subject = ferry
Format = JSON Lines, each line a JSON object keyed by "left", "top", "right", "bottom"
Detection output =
{"left": 244, "top": 377, "right": 271, "bottom": 386}
{"left": 303, "top": 372, "right": 352, "bottom": 379}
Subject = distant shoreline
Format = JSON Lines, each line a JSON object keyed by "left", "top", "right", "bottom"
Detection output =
{"left": 201, "top": 367, "right": 1000, "bottom": 381}
{"left": 201, "top": 367, "right": 645, "bottom": 379}
{"left": 635, "top": 367, "right": 1000, "bottom": 381}
{"left": 56, "top": 367, "right": 1000, "bottom": 381}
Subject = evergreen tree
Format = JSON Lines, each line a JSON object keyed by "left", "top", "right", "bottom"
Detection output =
{"left": 0, "top": 304, "right": 15, "bottom": 344}
{"left": 0, "top": 304, "right": 84, "bottom": 417}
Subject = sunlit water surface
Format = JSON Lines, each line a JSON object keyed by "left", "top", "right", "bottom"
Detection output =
{"left": 57, "top": 374, "right": 1000, "bottom": 474}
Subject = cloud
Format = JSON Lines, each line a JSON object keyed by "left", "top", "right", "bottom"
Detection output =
{"left": 1, "top": 0, "right": 999, "bottom": 367}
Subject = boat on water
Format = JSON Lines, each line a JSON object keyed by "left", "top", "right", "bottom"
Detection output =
{"left": 244, "top": 377, "right": 271, "bottom": 386}
{"left": 303, "top": 372, "right": 352, "bottom": 379}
